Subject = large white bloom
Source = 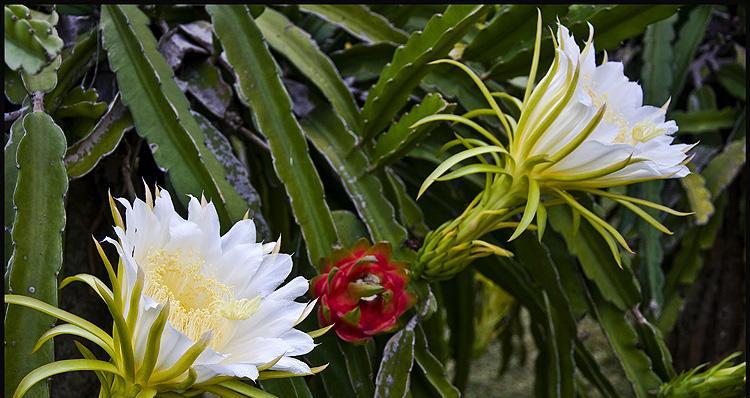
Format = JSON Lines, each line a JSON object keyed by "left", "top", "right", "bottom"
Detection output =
{"left": 515, "top": 23, "right": 692, "bottom": 188}
{"left": 412, "top": 16, "right": 695, "bottom": 275}
{"left": 107, "top": 187, "right": 316, "bottom": 385}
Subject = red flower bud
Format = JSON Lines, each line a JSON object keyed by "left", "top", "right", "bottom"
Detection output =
{"left": 311, "top": 239, "right": 415, "bottom": 343}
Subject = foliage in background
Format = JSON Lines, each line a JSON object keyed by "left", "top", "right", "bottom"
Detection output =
{"left": 4, "top": 4, "right": 746, "bottom": 398}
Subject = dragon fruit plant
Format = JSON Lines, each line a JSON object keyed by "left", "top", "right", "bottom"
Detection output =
{"left": 4, "top": 4, "right": 745, "bottom": 398}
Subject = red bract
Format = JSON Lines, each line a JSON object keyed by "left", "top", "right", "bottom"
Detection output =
{"left": 311, "top": 239, "right": 415, "bottom": 343}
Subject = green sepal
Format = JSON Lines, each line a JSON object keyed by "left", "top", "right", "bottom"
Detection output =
{"left": 257, "top": 353, "right": 285, "bottom": 372}
{"left": 418, "top": 145, "right": 508, "bottom": 198}
{"left": 320, "top": 303, "right": 331, "bottom": 323}
{"left": 554, "top": 188, "right": 634, "bottom": 254}
{"left": 348, "top": 281, "right": 384, "bottom": 299}
{"left": 150, "top": 333, "right": 209, "bottom": 384}
{"left": 155, "top": 368, "right": 197, "bottom": 392}
{"left": 59, "top": 273, "right": 114, "bottom": 303}
{"left": 368, "top": 240, "right": 393, "bottom": 258}
{"left": 326, "top": 266, "right": 340, "bottom": 293}
{"left": 136, "top": 301, "right": 170, "bottom": 384}
{"left": 12, "top": 359, "right": 121, "bottom": 398}
{"left": 126, "top": 267, "right": 145, "bottom": 328}
{"left": 536, "top": 202, "right": 548, "bottom": 241}
{"left": 307, "top": 324, "right": 335, "bottom": 339}
{"left": 340, "top": 306, "right": 361, "bottom": 326}
{"left": 4, "top": 294, "right": 111, "bottom": 354}
{"left": 217, "top": 379, "right": 278, "bottom": 398}
{"left": 571, "top": 206, "right": 581, "bottom": 237}
{"left": 508, "top": 177, "right": 540, "bottom": 241}
{"left": 74, "top": 341, "right": 113, "bottom": 396}
{"left": 521, "top": 154, "right": 553, "bottom": 171}
{"left": 34, "top": 323, "right": 115, "bottom": 359}
{"left": 257, "top": 364, "right": 328, "bottom": 380}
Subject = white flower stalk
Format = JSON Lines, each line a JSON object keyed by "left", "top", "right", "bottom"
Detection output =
{"left": 5, "top": 186, "right": 330, "bottom": 398}
{"left": 412, "top": 11, "right": 694, "bottom": 280}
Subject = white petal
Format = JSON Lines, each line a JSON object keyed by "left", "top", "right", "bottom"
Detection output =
{"left": 212, "top": 243, "right": 265, "bottom": 290}
{"left": 153, "top": 324, "right": 198, "bottom": 371}
{"left": 187, "top": 195, "right": 221, "bottom": 239}
{"left": 131, "top": 297, "right": 162, "bottom": 366}
{"left": 532, "top": 100, "right": 597, "bottom": 155}
{"left": 276, "top": 328, "right": 315, "bottom": 356}
{"left": 238, "top": 253, "right": 293, "bottom": 298}
{"left": 266, "top": 276, "right": 310, "bottom": 302}
{"left": 103, "top": 236, "right": 138, "bottom": 299}
{"left": 223, "top": 299, "right": 308, "bottom": 351}
{"left": 546, "top": 140, "right": 632, "bottom": 175}
{"left": 270, "top": 357, "right": 312, "bottom": 375}
{"left": 194, "top": 363, "right": 259, "bottom": 383}
{"left": 153, "top": 189, "right": 176, "bottom": 224}
{"left": 163, "top": 219, "right": 221, "bottom": 263}
{"left": 221, "top": 337, "right": 291, "bottom": 366}
{"left": 221, "top": 219, "right": 257, "bottom": 250}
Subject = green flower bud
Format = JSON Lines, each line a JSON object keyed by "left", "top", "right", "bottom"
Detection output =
{"left": 657, "top": 352, "right": 745, "bottom": 398}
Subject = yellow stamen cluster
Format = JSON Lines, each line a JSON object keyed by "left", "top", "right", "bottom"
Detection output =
{"left": 587, "top": 85, "right": 630, "bottom": 143}
{"left": 628, "top": 121, "right": 666, "bottom": 144}
{"left": 144, "top": 250, "right": 260, "bottom": 349}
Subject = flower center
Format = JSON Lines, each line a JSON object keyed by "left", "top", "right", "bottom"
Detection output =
{"left": 585, "top": 79, "right": 665, "bottom": 146}
{"left": 586, "top": 83, "right": 632, "bottom": 144}
{"left": 612, "top": 120, "right": 664, "bottom": 145}
{"left": 354, "top": 274, "right": 382, "bottom": 302}
{"left": 143, "top": 250, "right": 260, "bottom": 349}
{"left": 630, "top": 121, "right": 664, "bottom": 143}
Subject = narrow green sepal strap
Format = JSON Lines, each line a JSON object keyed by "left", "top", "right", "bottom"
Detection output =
{"left": 13, "top": 359, "right": 121, "bottom": 398}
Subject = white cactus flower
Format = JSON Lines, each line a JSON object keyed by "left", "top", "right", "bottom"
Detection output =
{"left": 413, "top": 12, "right": 695, "bottom": 274}
{"left": 518, "top": 23, "right": 692, "bottom": 188}
{"left": 5, "top": 186, "right": 330, "bottom": 397}
{"left": 107, "top": 187, "right": 319, "bottom": 387}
